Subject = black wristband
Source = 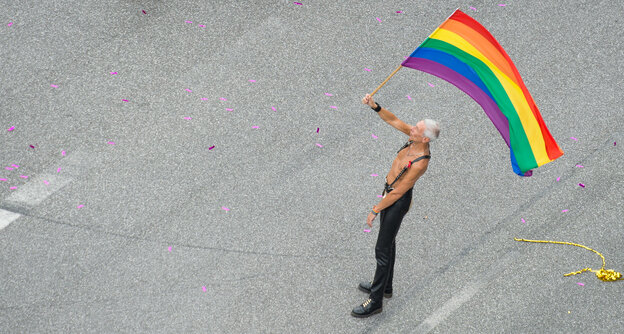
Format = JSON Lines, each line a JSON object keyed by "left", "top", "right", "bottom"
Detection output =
{"left": 372, "top": 103, "right": 381, "bottom": 112}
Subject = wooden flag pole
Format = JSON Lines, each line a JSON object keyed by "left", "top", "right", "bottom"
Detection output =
{"left": 370, "top": 65, "right": 403, "bottom": 97}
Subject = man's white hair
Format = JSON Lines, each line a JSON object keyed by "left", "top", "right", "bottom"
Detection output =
{"left": 423, "top": 119, "right": 440, "bottom": 142}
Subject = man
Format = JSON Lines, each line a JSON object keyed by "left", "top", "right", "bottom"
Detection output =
{"left": 351, "top": 94, "right": 440, "bottom": 318}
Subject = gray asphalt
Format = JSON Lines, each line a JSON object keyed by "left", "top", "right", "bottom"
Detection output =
{"left": 1, "top": 1, "right": 623, "bottom": 333}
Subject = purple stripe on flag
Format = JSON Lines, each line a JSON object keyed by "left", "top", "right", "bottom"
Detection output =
{"left": 402, "top": 57, "right": 510, "bottom": 147}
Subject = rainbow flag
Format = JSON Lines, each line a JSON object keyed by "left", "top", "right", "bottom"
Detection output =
{"left": 402, "top": 9, "right": 563, "bottom": 176}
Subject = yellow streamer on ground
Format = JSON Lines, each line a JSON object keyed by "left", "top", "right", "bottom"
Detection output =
{"left": 514, "top": 238, "right": 623, "bottom": 282}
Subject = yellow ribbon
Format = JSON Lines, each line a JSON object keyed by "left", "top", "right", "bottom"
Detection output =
{"left": 514, "top": 238, "right": 623, "bottom": 282}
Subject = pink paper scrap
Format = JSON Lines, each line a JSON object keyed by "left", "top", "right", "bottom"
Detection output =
{"left": 406, "top": 95, "right": 412, "bottom": 100}
{"left": 202, "top": 286, "right": 207, "bottom": 291}
{"left": 364, "top": 68, "right": 372, "bottom": 72}
{"left": 201, "top": 97, "right": 208, "bottom": 101}
{"left": 77, "top": 204, "right": 84, "bottom": 209}
{"left": 198, "top": 24, "right": 206, "bottom": 28}
{"left": 185, "top": 20, "right": 193, "bottom": 23}
{"left": 377, "top": 195, "right": 383, "bottom": 198}
{"left": 363, "top": 229, "right": 371, "bottom": 233}
{"left": 209, "top": 145, "right": 215, "bottom": 150}
{"left": 185, "top": 89, "right": 192, "bottom": 92}
{"left": 0, "top": 178, "right": 6, "bottom": 181}
{"left": 521, "top": 218, "right": 526, "bottom": 223}
{"left": 7, "top": 22, "right": 13, "bottom": 27}
{"left": 220, "top": 97, "right": 227, "bottom": 101}
{"left": 57, "top": 167, "right": 62, "bottom": 172}
{"left": 62, "top": 151, "right": 66, "bottom": 156}
{"left": 271, "top": 106, "right": 276, "bottom": 111}
{"left": 29, "top": 145, "right": 35, "bottom": 149}
{"left": 43, "top": 180, "right": 49, "bottom": 185}
{"left": 252, "top": 126, "right": 260, "bottom": 129}
{"left": 10, "top": 187, "right": 17, "bottom": 190}
{"left": 293, "top": 2, "right": 303, "bottom": 5}
{"left": 371, "top": 174, "right": 378, "bottom": 177}
{"left": 19, "top": 175, "right": 28, "bottom": 179}
{"left": 372, "top": 134, "right": 378, "bottom": 139}
{"left": 577, "top": 282, "right": 584, "bottom": 286}
{"left": 316, "top": 143, "right": 323, "bottom": 148}
{"left": 427, "top": 82, "right": 435, "bottom": 87}
{"left": 376, "top": 17, "right": 382, "bottom": 23}
{"left": 556, "top": 176, "right": 560, "bottom": 182}
{"left": 470, "top": 6, "right": 477, "bottom": 11}
{"left": 168, "top": 246, "right": 172, "bottom": 252}
{"left": 570, "top": 137, "right": 578, "bottom": 141}
{"left": 183, "top": 117, "right": 192, "bottom": 120}
{"left": 396, "top": 11, "right": 403, "bottom": 13}
{"left": 226, "top": 108, "right": 233, "bottom": 111}
{"left": 107, "top": 141, "right": 115, "bottom": 145}
{"left": 110, "top": 71, "right": 117, "bottom": 75}
{"left": 8, "top": 126, "right": 15, "bottom": 132}
{"left": 614, "top": 142, "right": 617, "bottom": 146}
{"left": 50, "top": 84, "right": 58, "bottom": 88}
{"left": 562, "top": 209, "right": 568, "bottom": 213}
{"left": 11, "top": 164, "right": 19, "bottom": 168}
{"left": 122, "top": 99, "right": 129, "bottom": 102}
{"left": 576, "top": 165, "right": 583, "bottom": 168}
{"left": 222, "top": 206, "right": 230, "bottom": 211}
{"left": 248, "top": 79, "right": 256, "bottom": 83}
{"left": 329, "top": 106, "right": 337, "bottom": 109}
{"left": 578, "top": 183, "right": 585, "bottom": 188}
{"left": 324, "top": 93, "right": 333, "bottom": 96}
{"left": 498, "top": 4, "right": 507, "bottom": 6}
{"left": 142, "top": 10, "right": 147, "bottom": 14}
{"left": 316, "top": 128, "right": 319, "bottom": 133}
{"left": 5, "top": 167, "right": 13, "bottom": 170}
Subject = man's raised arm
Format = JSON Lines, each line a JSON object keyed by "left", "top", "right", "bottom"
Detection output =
{"left": 362, "top": 94, "right": 411, "bottom": 136}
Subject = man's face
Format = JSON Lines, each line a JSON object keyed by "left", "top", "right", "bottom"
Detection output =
{"left": 409, "top": 121, "right": 428, "bottom": 143}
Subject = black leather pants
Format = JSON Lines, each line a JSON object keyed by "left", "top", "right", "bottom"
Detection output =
{"left": 369, "top": 186, "right": 413, "bottom": 301}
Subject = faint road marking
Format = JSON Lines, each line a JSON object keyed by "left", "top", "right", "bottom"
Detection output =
{"left": 0, "top": 209, "right": 21, "bottom": 230}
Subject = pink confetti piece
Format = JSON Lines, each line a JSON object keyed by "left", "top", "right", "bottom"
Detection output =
{"left": 107, "top": 141, "right": 115, "bottom": 145}
{"left": 62, "top": 151, "right": 66, "bottom": 156}
{"left": 329, "top": 106, "right": 337, "bottom": 109}
{"left": 252, "top": 126, "right": 260, "bottom": 129}
{"left": 427, "top": 82, "right": 435, "bottom": 87}
{"left": 8, "top": 126, "right": 15, "bottom": 132}
{"left": 29, "top": 145, "right": 35, "bottom": 149}
{"left": 396, "top": 11, "right": 403, "bottom": 13}
{"left": 57, "top": 167, "right": 62, "bottom": 173}
{"left": 7, "top": 22, "right": 13, "bottom": 27}
{"left": 77, "top": 204, "right": 84, "bottom": 209}
{"left": 324, "top": 93, "right": 333, "bottom": 96}
{"left": 406, "top": 95, "right": 412, "bottom": 100}
{"left": 5, "top": 167, "right": 13, "bottom": 170}
{"left": 578, "top": 183, "right": 585, "bottom": 188}
{"left": 19, "top": 175, "right": 28, "bottom": 179}
{"left": 316, "top": 143, "right": 323, "bottom": 148}
{"left": 498, "top": 4, "right": 507, "bottom": 6}
{"left": 470, "top": 6, "right": 477, "bottom": 11}
{"left": 222, "top": 206, "right": 230, "bottom": 212}
{"left": 556, "top": 176, "right": 561, "bottom": 182}
{"left": 576, "top": 165, "right": 584, "bottom": 168}
{"left": 10, "top": 186, "right": 17, "bottom": 190}
{"left": 183, "top": 117, "right": 192, "bottom": 120}
{"left": 293, "top": 2, "right": 303, "bottom": 5}
{"left": 561, "top": 209, "right": 568, "bottom": 213}
{"left": 142, "top": 10, "right": 147, "bottom": 14}
{"left": 614, "top": 142, "right": 617, "bottom": 146}
{"left": 364, "top": 68, "right": 372, "bottom": 72}
{"left": 577, "top": 282, "right": 584, "bottom": 286}
{"left": 316, "top": 128, "right": 319, "bottom": 133}
{"left": 168, "top": 246, "right": 172, "bottom": 252}
{"left": 122, "top": 99, "right": 129, "bottom": 102}
{"left": 521, "top": 218, "right": 526, "bottom": 223}
{"left": 371, "top": 174, "right": 378, "bottom": 177}
{"left": 43, "top": 180, "right": 49, "bottom": 185}
{"left": 185, "top": 20, "right": 193, "bottom": 24}
{"left": 11, "top": 164, "right": 19, "bottom": 168}
{"left": 570, "top": 137, "right": 578, "bottom": 141}
{"left": 363, "top": 229, "right": 371, "bottom": 233}
{"left": 201, "top": 97, "right": 208, "bottom": 101}
{"left": 110, "top": 71, "right": 117, "bottom": 75}
{"left": 202, "top": 286, "right": 207, "bottom": 291}
{"left": 198, "top": 24, "right": 206, "bottom": 28}
{"left": 271, "top": 106, "right": 276, "bottom": 111}
{"left": 185, "top": 89, "right": 192, "bottom": 92}
{"left": 209, "top": 145, "right": 215, "bottom": 150}
{"left": 248, "top": 79, "right": 256, "bottom": 83}
{"left": 50, "top": 84, "right": 58, "bottom": 88}
{"left": 377, "top": 195, "right": 383, "bottom": 198}
{"left": 226, "top": 108, "right": 233, "bottom": 111}
{"left": 376, "top": 17, "right": 382, "bottom": 23}
{"left": 372, "top": 134, "right": 378, "bottom": 139}
{"left": 0, "top": 178, "right": 6, "bottom": 181}
{"left": 219, "top": 97, "right": 227, "bottom": 101}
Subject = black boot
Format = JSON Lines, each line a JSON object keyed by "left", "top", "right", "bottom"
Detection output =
{"left": 351, "top": 298, "right": 382, "bottom": 318}
{"left": 357, "top": 281, "right": 393, "bottom": 298}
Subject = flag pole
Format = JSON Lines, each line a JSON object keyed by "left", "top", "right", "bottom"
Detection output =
{"left": 370, "top": 65, "right": 403, "bottom": 97}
